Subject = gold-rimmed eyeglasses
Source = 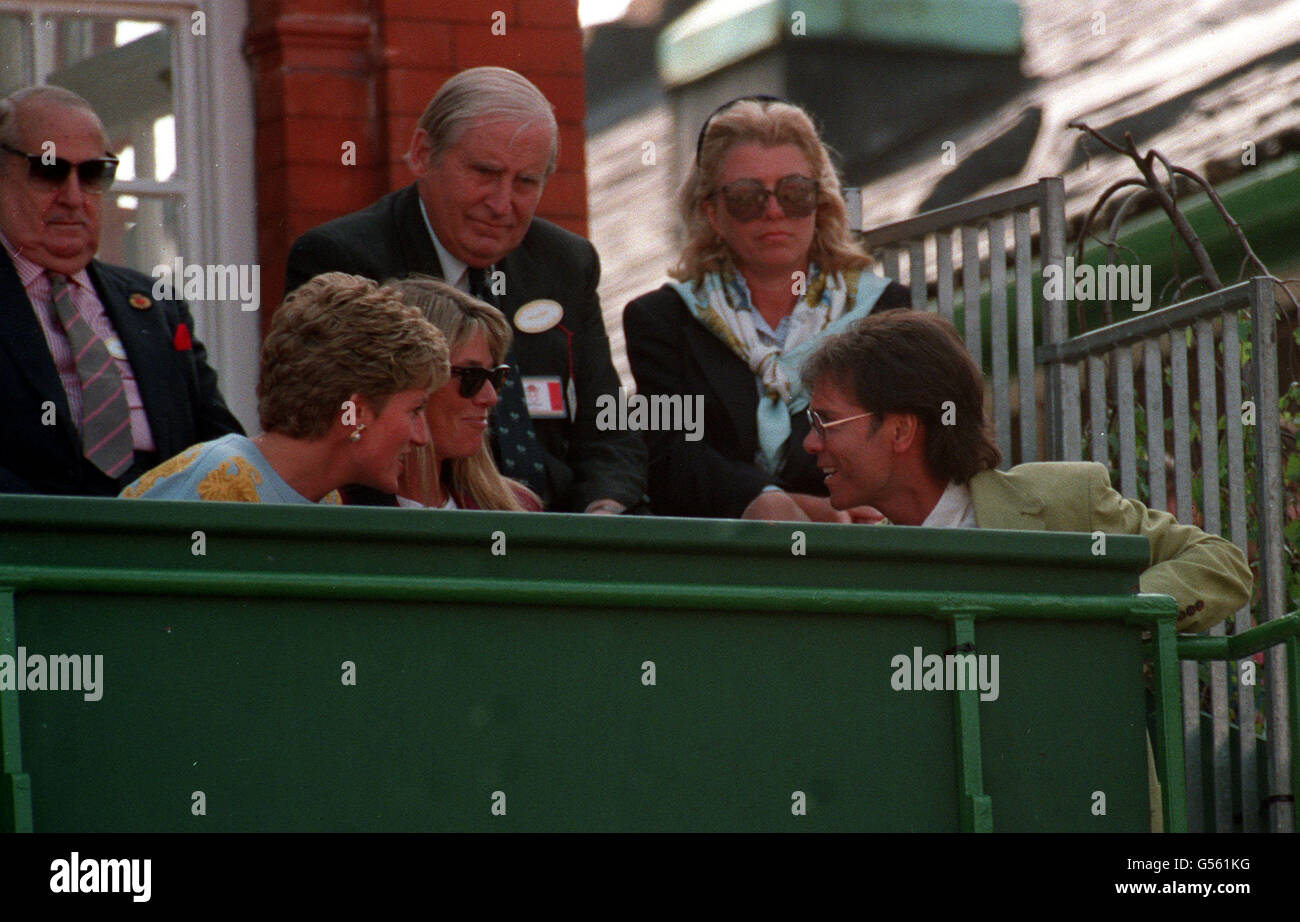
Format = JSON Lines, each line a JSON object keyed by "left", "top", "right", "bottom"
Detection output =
{"left": 806, "top": 409, "right": 875, "bottom": 440}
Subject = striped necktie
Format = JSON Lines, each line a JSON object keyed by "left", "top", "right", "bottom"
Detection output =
{"left": 467, "top": 266, "right": 549, "bottom": 501}
{"left": 48, "top": 273, "right": 135, "bottom": 479}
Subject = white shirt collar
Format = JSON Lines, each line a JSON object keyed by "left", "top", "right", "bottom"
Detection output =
{"left": 921, "top": 480, "right": 977, "bottom": 528}
{"left": 417, "top": 196, "right": 469, "bottom": 292}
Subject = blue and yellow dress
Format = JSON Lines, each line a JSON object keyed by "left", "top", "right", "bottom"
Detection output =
{"left": 120, "top": 434, "right": 341, "bottom": 504}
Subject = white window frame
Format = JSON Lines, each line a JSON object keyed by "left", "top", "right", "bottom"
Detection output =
{"left": 1, "top": 0, "right": 259, "bottom": 430}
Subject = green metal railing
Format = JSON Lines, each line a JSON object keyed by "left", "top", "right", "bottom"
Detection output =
{"left": 0, "top": 496, "right": 1281, "bottom": 832}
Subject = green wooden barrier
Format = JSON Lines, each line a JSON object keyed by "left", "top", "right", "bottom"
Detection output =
{"left": 0, "top": 496, "right": 1182, "bottom": 832}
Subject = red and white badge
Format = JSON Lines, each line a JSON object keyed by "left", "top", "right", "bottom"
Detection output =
{"left": 522, "top": 376, "right": 566, "bottom": 418}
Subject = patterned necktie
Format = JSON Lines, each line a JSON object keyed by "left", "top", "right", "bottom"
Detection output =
{"left": 467, "top": 266, "right": 550, "bottom": 501}
{"left": 48, "top": 273, "right": 135, "bottom": 479}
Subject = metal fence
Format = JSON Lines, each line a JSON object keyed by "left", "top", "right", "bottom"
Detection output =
{"left": 1038, "top": 279, "right": 1291, "bottom": 832}
{"left": 849, "top": 182, "right": 1295, "bottom": 833}
{"left": 847, "top": 177, "right": 1067, "bottom": 467}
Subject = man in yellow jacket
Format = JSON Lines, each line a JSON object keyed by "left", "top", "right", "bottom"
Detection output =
{"left": 785, "top": 310, "right": 1252, "bottom": 633}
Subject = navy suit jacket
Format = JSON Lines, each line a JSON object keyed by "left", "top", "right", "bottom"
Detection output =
{"left": 0, "top": 251, "right": 244, "bottom": 496}
{"left": 623, "top": 281, "right": 909, "bottom": 518}
{"left": 285, "top": 184, "right": 646, "bottom": 511}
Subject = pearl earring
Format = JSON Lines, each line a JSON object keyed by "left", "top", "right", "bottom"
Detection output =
{"left": 349, "top": 424, "right": 366, "bottom": 442}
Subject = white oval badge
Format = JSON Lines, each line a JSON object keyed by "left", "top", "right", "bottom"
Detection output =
{"left": 105, "top": 336, "right": 128, "bottom": 360}
{"left": 514, "top": 299, "right": 563, "bottom": 334}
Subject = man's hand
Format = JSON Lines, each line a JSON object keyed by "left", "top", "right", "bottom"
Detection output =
{"left": 742, "top": 490, "right": 883, "bottom": 523}
{"left": 741, "top": 490, "right": 811, "bottom": 521}
{"left": 788, "top": 493, "right": 853, "bottom": 523}
{"left": 584, "top": 498, "right": 625, "bottom": 515}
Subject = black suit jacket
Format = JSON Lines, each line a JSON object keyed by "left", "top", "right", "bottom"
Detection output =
{"left": 285, "top": 184, "right": 646, "bottom": 511}
{"left": 0, "top": 251, "right": 244, "bottom": 495}
{"left": 622, "top": 281, "right": 909, "bottom": 518}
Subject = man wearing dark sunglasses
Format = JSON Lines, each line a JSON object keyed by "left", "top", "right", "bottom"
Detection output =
{"left": 286, "top": 67, "right": 645, "bottom": 514}
{"left": 0, "top": 86, "right": 242, "bottom": 496}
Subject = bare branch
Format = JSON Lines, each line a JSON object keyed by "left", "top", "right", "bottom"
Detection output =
{"left": 1067, "top": 120, "right": 1127, "bottom": 155}
{"left": 1169, "top": 165, "right": 1271, "bottom": 278}
{"left": 1174, "top": 275, "right": 1213, "bottom": 299}
{"left": 1128, "top": 150, "right": 1222, "bottom": 288}
{"left": 1072, "top": 178, "right": 1148, "bottom": 264}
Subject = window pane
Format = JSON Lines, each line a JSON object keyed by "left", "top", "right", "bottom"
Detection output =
{"left": 0, "top": 14, "right": 33, "bottom": 96}
{"left": 98, "top": 193, "right": 185, "bottom": 278}
{"left": 43, "top": 15, "right": 177, "bottom": 179}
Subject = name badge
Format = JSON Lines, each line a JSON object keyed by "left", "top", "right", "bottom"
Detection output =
{"left": 514, "top": 299, "right": 563, "bottom": 334}
{"left": 104, "top": 336, "right": 128, "bottom": 360}
{"left": 522, "top": 376, "right": 566, "bottom": 418}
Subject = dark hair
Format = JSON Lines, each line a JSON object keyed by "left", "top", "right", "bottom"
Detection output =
{"left": 802, "top": 311, "right": 1001, "bottom": 483}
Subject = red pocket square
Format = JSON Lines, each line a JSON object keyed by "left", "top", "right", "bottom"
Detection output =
{"left": 173, "top": 323, "right": 192, "bottom": 351}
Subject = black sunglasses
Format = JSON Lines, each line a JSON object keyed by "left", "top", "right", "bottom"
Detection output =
{"left": 695, "top": 94, "right": 787, "bottom": 165}
{"left": 716, "top": 175, "right": 819, "bottom": 222}
{"left": 451, "top": 364, "right": 511, "bottom": 398}
{"left": 1, "top": 143, "right": 119, "bottom": 193}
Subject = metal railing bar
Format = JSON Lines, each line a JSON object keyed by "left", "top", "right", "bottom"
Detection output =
{"left": 989, "top": 215, "right": 1011, "bottom": 466}
{"left": 0, "top": 566, "right": 1181, "bottom": 621}
{"left": 1014, "top": 210, "right": 1037, "bottom": 462}
{"left": 855, "top": 181, "right": 1044, "bottom": 245}
{"left": 1036, "top": 281, "right": 1261, "bottom": 365}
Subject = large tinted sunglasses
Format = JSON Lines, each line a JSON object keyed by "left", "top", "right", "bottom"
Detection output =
{"left": 451, "top": 364, "right": 511, "bottom": 398}
{"left": 717, "top": 175, "right": 819, "bottom": 222}
{"left": 1, "top": 143, "right": 119, "bottom": 193}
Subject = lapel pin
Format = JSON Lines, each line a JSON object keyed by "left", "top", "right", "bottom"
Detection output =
{"left": 128, "top": 293, "right": 152, "bottom": 310}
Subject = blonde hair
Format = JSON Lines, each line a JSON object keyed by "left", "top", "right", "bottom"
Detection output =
{"left": 258, "top": 273, "right": 449, "bottom": 437}
{"left": 673, "top": 98, "right": 870, "bottom": 281}
{"left": 385, "top": 275, "right": 541, "bottom": 512}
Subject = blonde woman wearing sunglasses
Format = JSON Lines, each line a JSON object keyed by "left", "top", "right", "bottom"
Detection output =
{"left": 385, "top": 276, "right": 541, "bottom": 511}
{"left": 623, "top": 97, "right": 908, "bottom": 521}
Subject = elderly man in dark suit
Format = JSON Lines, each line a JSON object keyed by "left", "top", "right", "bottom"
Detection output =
{"left": 286, "top": 67, "right": 645, "bottom": 514}
{"left": 0, "top": 86, "right": 242, "bottom": 496}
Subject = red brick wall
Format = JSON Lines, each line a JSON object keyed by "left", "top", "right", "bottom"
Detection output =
{"left": 247, "top": 0, "right": 589, "bottom": 319}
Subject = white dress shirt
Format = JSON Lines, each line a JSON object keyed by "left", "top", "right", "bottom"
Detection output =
{"left": 921, "top": 480, "right": 978, "bottom": 528}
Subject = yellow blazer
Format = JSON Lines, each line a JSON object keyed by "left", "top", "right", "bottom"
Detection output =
{"left": 969, "top": 462, "right": 1253, "bottom": 632}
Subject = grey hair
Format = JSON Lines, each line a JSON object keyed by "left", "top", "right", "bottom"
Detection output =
{"left": 0, "top": 85, "right": 106, "bottom": 149}
{"left": 414, "top": 67, "right": 558, "bottom": 176}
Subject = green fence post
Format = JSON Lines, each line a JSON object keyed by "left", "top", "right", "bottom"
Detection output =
{"left": 1151, "top": 615, "right": 1187, "bottom": 833}
{"left": 950, "top": 613, "right": 993, "bottom": 832}
{"left": 0, "top": 589, "right": 34, "bottom": 833}
{"left": 1288, "top": 634, "right": 1299, "bottom": 815}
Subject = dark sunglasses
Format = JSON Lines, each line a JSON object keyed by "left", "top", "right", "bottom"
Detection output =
{"left": 451, "top": 364, "right": 511, "bottom": 398}
{"left": 1, "top": 143, "right": 119, "bottom": 193}
{"left": 716, "top": 175, "right": 819, "bottom": 222}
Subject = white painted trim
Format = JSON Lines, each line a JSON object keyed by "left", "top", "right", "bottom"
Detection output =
{"left": 191, "top": 0, "right": 259, "bottom": 432}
